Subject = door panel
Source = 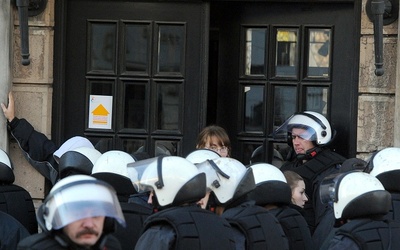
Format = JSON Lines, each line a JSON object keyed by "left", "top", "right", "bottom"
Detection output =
{"left": 58, "top": 0, "right": 209, "bottom": 157}
{"left": 211, "top": 2, "right": 359, "bottom": 164}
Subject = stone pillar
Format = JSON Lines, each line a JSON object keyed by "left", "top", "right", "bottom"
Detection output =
{"left": 395, "top": 7, "right": 400, "bottom": 147}
{"left": 0, "top": 0, "right": 11, "bottom": 151}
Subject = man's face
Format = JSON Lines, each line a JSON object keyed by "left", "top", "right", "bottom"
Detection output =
{"left": 291, "top": 128, "right": 315, "bottom": 155}
{"left": 63, "top": 216, "right": 105, "bottom": 247}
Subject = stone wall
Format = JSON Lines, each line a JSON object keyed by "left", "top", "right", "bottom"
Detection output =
{"left": 10, "top": 0, "right": 55, "bottom": 207}
{"left": 358, "top": 0, "right": 398, "bottom": 159}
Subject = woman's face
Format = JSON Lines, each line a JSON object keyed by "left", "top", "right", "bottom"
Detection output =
{"left": 204, "top": 136, "right": 229, "bottom": 157}
{"left": 291, "top": 180, "right": 308, "bottom": 208}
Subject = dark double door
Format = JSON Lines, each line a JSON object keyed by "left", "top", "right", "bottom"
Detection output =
{"left": 55, "top": 0, "right": 359, "bottom": 162}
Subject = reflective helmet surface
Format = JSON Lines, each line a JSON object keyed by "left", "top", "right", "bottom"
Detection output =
{"left": 128, "top": 156, "right": 206, "bottom": 207}
{"left": 185, "top": 148, "right": 221, "bottom": 164}
{"left": 53, "top": 136, "right": 94, "bottom": 162}
{"left": 198, "top": 157, "right": 255, "bottom": 205}
{"left": 368, "top": 147, "right": 400, "bottom": 177}
{"left": 0, "top": 149, "right": 14, "bottom": 183}
{"left": 248, "top": 163, "right": 291, "bottom": 205}
{"left": 42, "top": 175, "right": 125, "bottom": 231}
{"left": 249, "top": 162, "right": 287, "bottom": 184}
{"left": 92, "top": 150, "right": 134, "bottom": 178}
{"left": 320, "top": 171, "right": 388, "bottom": 219}
{"left": 288, "top": 111, "right": 332, "bottom": 145}
{"left": 366, "top": 147, "right": 400, "bottom": 192}
{"left": 58, "top": 147, "right": 102, "bottom": 178}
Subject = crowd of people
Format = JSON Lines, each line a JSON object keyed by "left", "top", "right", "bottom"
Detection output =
{"left": 2, "top": 91, "right": 400, "bottom": 249}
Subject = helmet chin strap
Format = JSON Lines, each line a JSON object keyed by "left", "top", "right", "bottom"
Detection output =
{"left": 296, "top": 147, "right": 322, "bottom": 161}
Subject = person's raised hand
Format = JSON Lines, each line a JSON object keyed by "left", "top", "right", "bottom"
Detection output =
{"left": 1, "top": 92, "right": 15, "bottom": 122}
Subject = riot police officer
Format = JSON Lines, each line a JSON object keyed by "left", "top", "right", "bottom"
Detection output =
{"left": 130, "top": 156, "right": 236, "bottom": 250}
{"left": 278, "top": 111, "right": 346, "bottom": 234}
{"left": 320, "top": 171, "right": 400, "bottom": 249}
{"left": 17, "top": 175, "right": 126, "bottom": 249}
{"left": 198, "top": 157, "right": 289, "bottom": 249}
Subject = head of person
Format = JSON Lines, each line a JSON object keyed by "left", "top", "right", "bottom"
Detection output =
{"left": 283, "top": 170, "right": 308, "bottom": 208}
{"left": 247, "top": 163, "right": 291, "bottom": 208}
{"left": 58, "top": 147, "right": 102, "bottom": 179}
{"left": 320, "top": 171, "right": 391, "bottom": 220}
{"left": 285, "top": 111, "right": 333, "bottom": 160}
{"left": 196, "top": 125, "right": 231, "bottom": 157}
{"left": 37, "top": 175, "right": 125, "bottom": 248}
{"left": 53, "top": 136, "right": 95, "bottom": 163}
{"left": 91, "top": 150, "right": 137, "bottom": 200}
{"left": 185, "top": 149, "right": 221, "bottom": 209}
{"left": 0, "top": 149, "right": 15, "bottom": 184}
{"left": 365, "top": 147, "right": 400, "bottom": 192}
{"left": 197, "top": 157, "right": 255, "bottom": 213}
{"left": 128, "top": 156, "right": 206, "bottom": 210}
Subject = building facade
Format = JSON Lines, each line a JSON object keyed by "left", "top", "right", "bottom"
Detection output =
{"left": 0, "top": 0, "right": 399, "bottom": 205}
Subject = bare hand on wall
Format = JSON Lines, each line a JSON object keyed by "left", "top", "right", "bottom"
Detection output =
{"left": 1, "top": 92, "right": 15, "bottom": 122}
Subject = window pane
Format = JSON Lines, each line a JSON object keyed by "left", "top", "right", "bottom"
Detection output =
{"left": 244, "top": 86, "right": 264, "bottom": 132}
{"left": 89, "top": 80, "right": 113, "bottom": 95}
{"left": 124, "top": 83, "right": 146, "bottom": 129}
{"left": 306, "top": 87, "right": 328, "bottom": 115}
{"left": 273, "top": 86, "right": 297, "bottom": 129}
{"left": 246, "top": 143, "right": 264, "bottom": 165}
{"left": 88, "top": 22, "right": 117, "bottom": 72}
{"left": 157, "top": 25, "right": 185, "bottom": 73}
{"left": 123, "top": 139, "right": 146, "bottom": 155}
{"left": 155, "top": 140, "right": 177, "bottom": 156}
{"left": 156, "top": 84, "right": 180, "bottom": 130}
{"left": 308, "top": 29, "right": 331, "bottom": 78}
{"left": 275, "top": 29, "right": 298, "bottom": 77}
{"left": 124, "top": 23, "right": 151, "bottom": 72}
{"left": 244, "top": 28, "right": 267, "bottom": 75}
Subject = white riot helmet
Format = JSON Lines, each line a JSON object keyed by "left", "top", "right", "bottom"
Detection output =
{"left": 320, "top": 171, "right": 391, "bottom": 219}
{"left": 53, "top": 136, "right": 94, "bottom": 163}
{"left": 247, "top": 163, "right": 291, "bottom": 205}
{"left": 38, "top": 175, "right": 125, "bottom": 232}
{"left": 197, "top": 157, "right": 255, "bottom": 205}
{"left": 128, "top": 156, "right": 206, "bottom": 208}
{"left": 365, "top": 147, "right": 400, "bottom": 192}
{"left": 59, "top": 147, "right": 102, "bottom": 179}
{"left": 185, "top": 148, "right": 221, "bottom": 164}
{"left": 91, "top": 150, "right": 136, "bottom": 196}
{"left": 0, "top": 149, "right": 14, "bottom": 184}
{"left": 287, "top": 111, "right": 332, "bottom": 146}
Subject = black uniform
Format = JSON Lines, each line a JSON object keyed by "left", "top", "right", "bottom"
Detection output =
{"left": 0, "top": 211, "right": 30, "bottom": 250}
{"left": 280, "top": 148, "right": 345, "bottom": 233}
{"left": 135, "top": 205, "right": 236, "bottom": 250}
{"left": 269, "top": 206, "right": 314, "bottom": 250}
{"left": 327, "top": 217, "right": 400, "bottom": 250}
{"left": 221, "top": 201, "right": 289, "bottom": 250}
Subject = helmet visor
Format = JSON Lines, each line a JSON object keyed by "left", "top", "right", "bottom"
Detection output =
{"left": 196, "top": 159, "right": 230, "bottom": 191}
{"left": 127, "top": 156, "right": 161, "bottom": 193}
{"left": 46, "top": 181, "right": 125, "bottom": 230}
{"left": 319, "top": 173, "right": 342, "bottom": 204}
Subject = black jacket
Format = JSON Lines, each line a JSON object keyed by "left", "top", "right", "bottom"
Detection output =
{"left": 8, "top": 118, "right": 58, "bottom": 185}
{"left": 0, "top": 211, "right": 30, "bottom": 250}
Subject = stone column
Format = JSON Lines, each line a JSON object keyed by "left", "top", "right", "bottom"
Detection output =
{"left": 0, "top": 0, "right": 11, "bottom": 151}
{"left": 395, "top": 7, "right": 400, "bottom": 147}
